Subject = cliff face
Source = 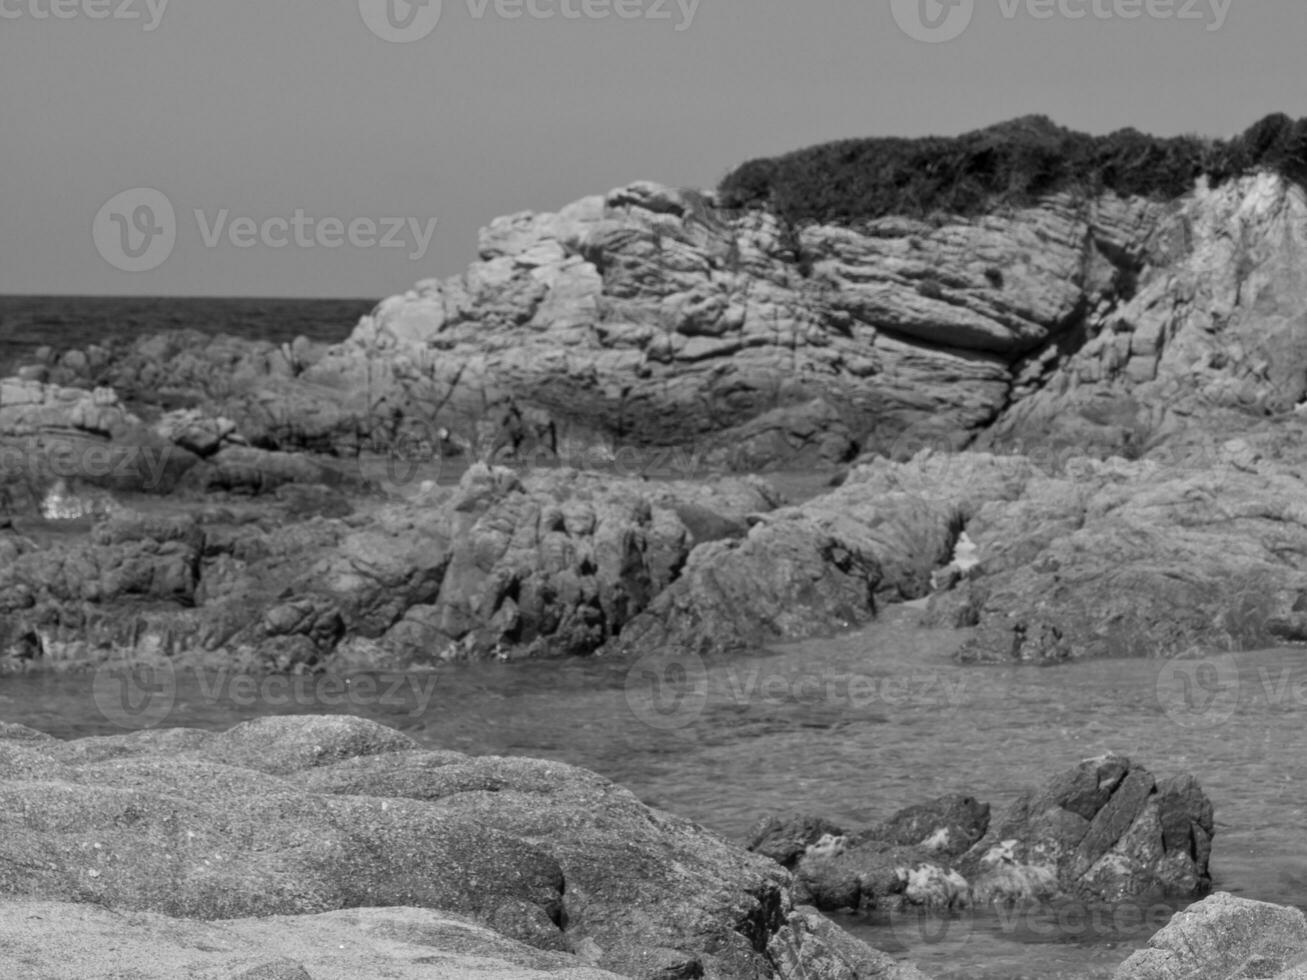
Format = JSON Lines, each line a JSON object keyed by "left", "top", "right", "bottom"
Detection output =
{"left": 980, "top": 172, "right": 1307, "bottom": 458}
{"left": 39, "top": 164, "right": 1307, "bottom": 473}
{"left": 299, "top": 170, "right": 1306, "bottom": 469}
{"left": 307, "top": 181, "right": 1155, "bottom": 466}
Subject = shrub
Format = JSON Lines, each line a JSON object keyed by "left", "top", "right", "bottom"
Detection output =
{"left": 718, "top": 113, "right": 1307, "bottom": 228}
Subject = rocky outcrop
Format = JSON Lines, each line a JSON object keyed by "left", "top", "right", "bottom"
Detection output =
{"left": 11, "top": 134, "right": 1307, "bottom": 670}
{"left": 0, "top": 465, "right": 786, "bottom": 672}
{"left": 909, "top": 440, "right": 1307, "bottom": 662}
{"left": 1111, "top": 893, "right": 1307, "bottom": 980}
{"left": 978, "top": 173, "right": 1307, "bottom": 461}
{"left": 753, "top": 755, "right": 1211, "bottom": 915}
{"left": 0, "top": 714, "right": 926, "bottom": 980}
{"left": 32, "top": 173, "right": 1168, "bottom": 470}
{"left": 12, "top": 430, "right": 1307, "bottom": 670}
{"left": 0, "top": 379, "right": 199, "bottom": 499}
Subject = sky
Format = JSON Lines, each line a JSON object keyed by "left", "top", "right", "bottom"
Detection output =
{"left": 2, "top": 0, "right": 1305, "bottom": 299}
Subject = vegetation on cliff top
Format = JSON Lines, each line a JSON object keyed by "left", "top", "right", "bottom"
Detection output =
{"left": 718, "top": 113, "right": 1307, "bottom": 226}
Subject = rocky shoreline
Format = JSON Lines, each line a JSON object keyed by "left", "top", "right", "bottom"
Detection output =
{"left": 5, "top": 714, "right": 1307, "bottom": 979}
{"left": 7, "top": 120, "right": 1307, "bottom": 975}
{"left": 7, "top": 159, "right": 1307, "bottom": 670}
{"left": 3, "top": 712, "right": 1299, "bottom": 980}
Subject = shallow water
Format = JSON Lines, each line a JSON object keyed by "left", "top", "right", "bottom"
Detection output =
{"left": 3, "top": 606, "right": 1305, "bottom": 977}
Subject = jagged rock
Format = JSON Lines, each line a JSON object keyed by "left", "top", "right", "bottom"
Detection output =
{"left": 154, "top": 407, "right": 242, "bottom": 458}
{"left": 0, "top": 381, "right": 199, "bottom": 495}
{"left": 767, "top": 906, "right": 933, "bottom": 980}
{"left": 744, "top": 814, "right": 848, "bottom": 871}
{"left": 912, "top": 448, "right": 1307, "bottom": 662}
{"left": 981, "top": 173, "right": 1307, "bottom": 460}
{"left": 1112, "top": 893, "right": 1307, "bottom": 980}
{"left": 1, "top": 465, "right": 787, "bottom": 672}
{"left": 0, "top": 715, "right": 924, "bottom": 980}
{"left": 959, "top": 755, "right": 1213, "bottom": 905}
{"left": 766, "top": 756, "right": 1209, "bottom": 915}
{"left": 852, "top": 794, "right": 991, "bottom": 858}
{"left": 610, "top": 453, "right": 1035, "bottom": 661}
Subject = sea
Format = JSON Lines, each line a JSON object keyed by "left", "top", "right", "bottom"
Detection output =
{"left": 2, "top": 295, "right": 1303, "bottom": 979}
{"left": 0, "top": 294, "right": 373, "bottom": 378}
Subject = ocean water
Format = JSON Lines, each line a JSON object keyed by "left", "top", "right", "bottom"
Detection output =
{"left": 3, "top": 607, "right": 1304, "bottom": 979}
{"left": 0, "top": 294, "right": 373, "bottom": 376}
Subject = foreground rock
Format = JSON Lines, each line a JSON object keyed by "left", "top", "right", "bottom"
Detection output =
{"left": 0, "top": 902, "right": 626, "bottom": 980}
{"left": 1112, "top": 893, "right": 1307, "bottom": 980}
{"left": 749, "top": 755, "right": 1212, "bottom": 914}
{"left": 0, "top": 714, "right": 926, "bottom": 980}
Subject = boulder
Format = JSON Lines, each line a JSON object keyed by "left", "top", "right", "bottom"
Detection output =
{"left": 917, "top": 448, "right": 1307, "bottom": 662}
{"left": 959, "top": 755, "right": 1213, "bottom": 905}
{"left": 0, "top": 901, "right": 626, "bottom": 980}
{"left": 758, "top": 756, "right": 1210, "bottom": 915}
{"left": 1112, "top": 893, "right": 1307, "bottom": 980}
{"left": 0, "top": 714, "right": 926, "bottom": 980}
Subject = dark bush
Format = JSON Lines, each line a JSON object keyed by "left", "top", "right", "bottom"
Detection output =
{"left": 718, "top": 114, "right": 1307, "bottom": 228}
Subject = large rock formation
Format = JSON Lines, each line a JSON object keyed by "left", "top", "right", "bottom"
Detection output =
{"left": 11, "top": 121, "right": 1307, "bottom": 669}
{"left": 31, "top": 175, "right": 1164, "bottom": 470}
{"left": 0, "top": 714, "right": 926, "bottom": 980}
